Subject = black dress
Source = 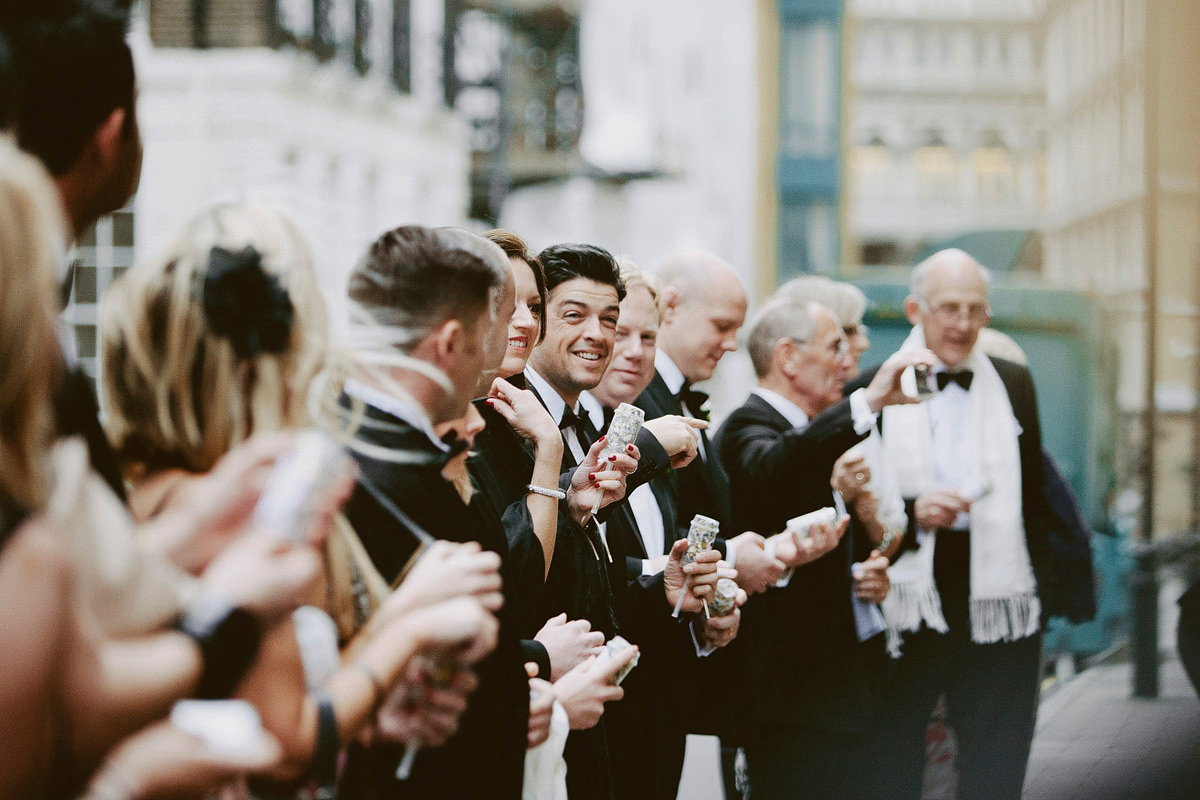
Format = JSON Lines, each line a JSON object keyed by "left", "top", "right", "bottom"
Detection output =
{"left": 337, "top": 396, "right": 528, "bottom": 800}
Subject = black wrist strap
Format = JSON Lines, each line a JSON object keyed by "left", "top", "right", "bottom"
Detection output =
{"left": 177, "top": 600, "right": 264, "bottom": 699}
{"left": 312, "top": 687, "right": 341, "bottom": 796}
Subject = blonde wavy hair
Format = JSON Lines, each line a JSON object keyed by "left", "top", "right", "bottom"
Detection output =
{"left": 617, "top": 256, "right": 665, "bottom": 323}
{"left": 100, "top": 203, "right": 332, "bottom": 479}
{"left": 0, "top": 140, "right": 67, "bottom": 513}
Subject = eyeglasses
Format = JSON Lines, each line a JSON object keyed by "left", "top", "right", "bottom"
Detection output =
{"left": 792, "top": 336, "right": 850, "bottom": 359}
{"left": 922, "top": 301, "right": 992, "bottom": 325}
{"left": 843, "top": 324, "right": 869, "bottom": 339}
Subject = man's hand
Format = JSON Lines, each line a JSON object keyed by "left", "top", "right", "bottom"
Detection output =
{"left": 697, "top": 585, "right": 748, "bottom": 649}
{"left": 533, "top": 614, "right": 605, "bottom": 682}
{"left": 550, "top": 650, "right": 634, "bottom": 730}
{"left": 914, "top": 490, "right": 970, "bottom": 531}
{"left": 772, "top": 514, "right": 849, "bottom": 568}
{"left": 566, "top": 437, "right": 639, "bottom": 525}
{"left": 663, "top": 539, "right": 736, "bottom": 613}
{"left": 642, "top": 415, "right": 706, "bottom": 468}
{"left": 371, "top": 667, "right": 479, "bottom": 748}
{"left": 831, "top": 452, "right": 871, "bottom": 503}
{"left": 728, "top": 531, "right": 785, "bottom": 594}
{"left": 862, "top": 349, "right": 937, "bottom": 413}
{"left": 526, "top": 669, "right": 555, "bottom": 749}
{"left": 853, "top": 551, "right": 891, "bottom": 604}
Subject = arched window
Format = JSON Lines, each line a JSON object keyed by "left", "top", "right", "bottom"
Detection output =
{"left": 914, "top": 132, "right": 958, "bottom": 200}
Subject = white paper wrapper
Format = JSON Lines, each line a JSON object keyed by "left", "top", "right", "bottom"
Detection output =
{"left": 682, "top": 514, "right": 720, "bottom": 564}
{"left": 786, "top": 507, "right": 837, "bottom": 539}
{"left": 254, "top": 428, "right": 350, "bottom": 541}
{"left": 710, "top": 578, "right": 739, "bottom": 616}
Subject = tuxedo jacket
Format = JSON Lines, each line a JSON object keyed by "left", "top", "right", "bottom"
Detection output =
{"left": 636, "top": 370, "right": 732, "bottom": 554}
{"left": 338, "top": 399, "right": 527, "bottom": 800}
{"left": 847, "top": 356, "right": 1056, "bottom": 620}
{"left": 715, "top": 393, "right": 881, "bottom": 733}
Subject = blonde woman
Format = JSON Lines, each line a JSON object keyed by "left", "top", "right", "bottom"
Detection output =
{"left": 100, "top": 204, "right": 503, "bottom": 787}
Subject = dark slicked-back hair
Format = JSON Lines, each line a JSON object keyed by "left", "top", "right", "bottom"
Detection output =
{"left": 348, "top": 225, "right": 509, "bottom": 353}
{"left": 5, "top": 1, "right": 135, "bottom": 175}
{"left": 537, "top": 243, "right": 625, "bottom": 301}
{"left": 485, "top": 228, "right": 547, "bottom": 342}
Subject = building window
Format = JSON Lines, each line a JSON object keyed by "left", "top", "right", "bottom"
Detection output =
{"left": 853, "top": 135, "right": 894, "bottom": 196}
{"left": 915, "top": 133, "right": 958, "bottom": 201}
{"left": 973, "top": 132, "right": 1017, "bottom": 202}
{"left": 779, "top": 198, "right": 838, "bottom": 279}
{"left": 67, "top": 208, "right": 135, "bottom": 381}
{"left": 781, "top": 20, "right": 838, "bottom": 159}
{"left": 391, "top": 0, "right": 411, "bottom": 92}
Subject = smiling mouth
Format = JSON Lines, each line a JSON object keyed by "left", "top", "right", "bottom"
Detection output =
{"left": 508, "top": 337, "right": 529, "bottom": 351}
{"left": 573, "top": 351, "right": 604, "bottom": 363}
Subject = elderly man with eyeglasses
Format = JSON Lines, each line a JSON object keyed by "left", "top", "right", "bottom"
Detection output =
{"left": 849, "top": 249, "right": 1058, "bottom": 800}
{"left": 713, "top": 298, "right": 930, "bottom": 800}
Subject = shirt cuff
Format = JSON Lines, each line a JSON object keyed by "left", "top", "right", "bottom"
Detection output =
{"left": 689, "top": 620, "right": 717, "bottom": 657}
{"left": 763, "top": 534, "right": 794, "bottom": 588}
{"left": 725, "top": 538, "right": 737, "bottom": 568}
{"left": 848, "top": 388, "right": 877, "bottom": 435}
{"left": 641, "top": 559, "right": 657, "bottom": 577}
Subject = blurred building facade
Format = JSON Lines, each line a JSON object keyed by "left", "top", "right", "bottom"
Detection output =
{"left": 68, "top": 0, "right": 471, "bottom": 379}
{"left": 845, "top": 0, "right": 1047, "bottom": 269}
{"left": 490, "top": 0, "right": 761, "bottom": 296}
{"left": 1043, "top": 0, "right": 1200, "bottom": 536}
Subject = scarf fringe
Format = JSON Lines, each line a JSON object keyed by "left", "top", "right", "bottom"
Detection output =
{"left": 969, "top": 593, "right": 1042, "bottom": 644}
{"left": 883, "top": 581, "right": 949, "bottom": 634}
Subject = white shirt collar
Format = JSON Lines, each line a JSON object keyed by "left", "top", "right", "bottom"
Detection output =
{"left": 524, "top": 365, "right": 580, "bottom": 425}
{"left": 655, "top": 349, "right": 686, "bottom": 395}
{"left": 751, "top": 386, "right": 810, "bottom": 430}
{"left": 344, "top": 377, "right": 449, "bottom": 453}
{"left": 578, "top": 390, "right": 606, "bottom": 433}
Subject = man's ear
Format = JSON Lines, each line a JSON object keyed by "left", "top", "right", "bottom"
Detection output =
{"left": 775, "top": 338, "right": 797, "bottom": 379}
{"left": 661, "top": 287, "right": 681, "bottom": 323}
{"left": 904, "top": 296, "right": 922, "bottom": 327}
{"left": 430, "top": 318, "right": 465, "bottom": 369}
{"left": 90, "top": 107, "right": 127, "bottom": 171}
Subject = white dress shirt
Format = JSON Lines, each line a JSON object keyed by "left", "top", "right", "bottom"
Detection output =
{"left": 525, "top": 366, "right": 589, "bottom": 465}
{"left": 927, "top": 365, "right": 975, "bottom": 531}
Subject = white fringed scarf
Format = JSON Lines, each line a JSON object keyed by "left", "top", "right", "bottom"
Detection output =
{"left": 878, "top": 327, "right": 1041, "bottom": 646}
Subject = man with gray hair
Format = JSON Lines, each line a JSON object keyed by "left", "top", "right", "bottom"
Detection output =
{"left": 850, "top": 248, "right": 1056, "bottom": 800}
{"left": 716, "top": 298, "right": 926, "bottom": 799}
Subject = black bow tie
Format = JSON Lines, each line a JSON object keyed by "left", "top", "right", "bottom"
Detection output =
{"left": 678, "top": 385, "right": 710, "bottom": 421}
{"left": 936, "top": 370, "right": 974, "bottom": 391}
{"left": 559, "top": 406, "right": 582, "bottom": 432}
{"left": 439, "top": 430, "right": 470, "bottom": 459}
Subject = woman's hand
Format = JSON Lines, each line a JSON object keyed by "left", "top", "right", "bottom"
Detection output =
{"left": 565, "top": 437, "right": 638, "bottom": 525}
{"left": 376, "top": 541, "right": 504, "bottom": 626}
{"left": 87, "top": 720, "right": 281, "bottom": 800}
{"left": 486, "top": 378, "right": 564, "bottom": 456}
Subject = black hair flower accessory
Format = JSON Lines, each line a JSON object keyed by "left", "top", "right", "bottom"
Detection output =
{"left": 202, "top": 245, "right": 295, "bottom": 360}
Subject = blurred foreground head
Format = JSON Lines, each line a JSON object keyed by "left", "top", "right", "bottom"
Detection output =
{"left": 4, "top": 1, "right": 141, "bottom": 237}
{"left": 347, "top": 225, "right": 511, "bottom": 424}
{"left": 0, "top": 140, "right": 69, "bottom": 512}
{"left": 905, "top": 248, "right": 993, "bottom": 369}
{"left": 100, "top": 204, "right": 327, "bottom": 479}
{"left": 655, "top": 251, "right": 747, "bottom": 384}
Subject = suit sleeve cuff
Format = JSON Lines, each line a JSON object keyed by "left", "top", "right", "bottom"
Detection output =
{"left": 763, "top": 534, "right": 794, "bottom": 587}
{"left": 849, "top": 389, "right": 877, "bottom": 435}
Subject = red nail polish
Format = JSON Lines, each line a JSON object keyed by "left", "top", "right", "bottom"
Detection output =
{"left": 599, "top": 435, "right": 606, "bottom": 443}
{"left": 609, "top": 454, "right": 617, "bottom": 461}
{"left": 626, "top": 444, "right": 634, "bottom": 452}
{"left": 588, "top": 473, "right": 595, "bottom": 480}
{"left": 594, "top": 483, "right": 601, "bottom": 489}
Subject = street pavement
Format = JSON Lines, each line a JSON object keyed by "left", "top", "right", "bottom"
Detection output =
{"left": 1022, "top": 652, "right": 1200, "bottom": 800}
